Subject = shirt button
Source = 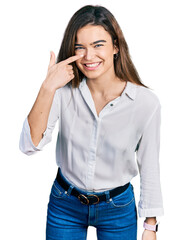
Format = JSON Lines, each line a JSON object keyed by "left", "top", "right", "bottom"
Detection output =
{"left": 110, "top": 103, "right": 113, "bottom": 106}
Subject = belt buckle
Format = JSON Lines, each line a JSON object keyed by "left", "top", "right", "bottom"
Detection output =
{"left": 78, "top": 194, "right": 99, "bottom": 205}
{"left": 78, "top": 194, "right": 89, "bottom": 205}
{"left": 88, "top": 194, "right": 99, "bottom": 204}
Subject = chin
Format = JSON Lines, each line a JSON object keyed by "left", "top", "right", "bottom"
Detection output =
{"left": 78, "top": 68, "right": 102, "bottom": 79}
{"left": 83, "top": 72, "right": 102, "bottom": 80}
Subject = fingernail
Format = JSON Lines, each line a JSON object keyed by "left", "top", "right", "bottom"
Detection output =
{"left": 80, "top": 54, "right": 84, "bottom": 57}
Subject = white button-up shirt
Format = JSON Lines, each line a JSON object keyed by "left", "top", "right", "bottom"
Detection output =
{"left": 19, "top": 77, "right": 164, "bottom": 217}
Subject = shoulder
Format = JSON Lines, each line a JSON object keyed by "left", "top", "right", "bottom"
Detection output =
{"left": 134, "top": 83, "right": 161, "bottom": 110}
{"left": 130, "top": 83, "right": 161, "bottom": 130}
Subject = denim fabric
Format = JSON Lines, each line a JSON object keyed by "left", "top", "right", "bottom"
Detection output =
{"left": 46, "top": 173, "right": 137, "bottom": 240}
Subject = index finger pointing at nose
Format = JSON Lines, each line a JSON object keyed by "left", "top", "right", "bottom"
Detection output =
{"left": 64, "top": 54, "right": 84, "bottom": 65}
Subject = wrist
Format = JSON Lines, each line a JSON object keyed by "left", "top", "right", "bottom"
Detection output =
{"left": 143, "top": 220, "right": 159, "bottom": 232}
{"left": 145, "top": 217, "right": 157, "bottom": 225}
{"left": 41, "top": 79, "right": 56, "bottom": 94}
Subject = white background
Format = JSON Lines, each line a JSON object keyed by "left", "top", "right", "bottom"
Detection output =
{"left": 0, "top": 0, "right": 183, "bottom": 239}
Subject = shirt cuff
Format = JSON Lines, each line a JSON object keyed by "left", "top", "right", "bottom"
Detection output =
{"left": 138, "top": 206, "right": 164, "bottom": 218}
{"left": 19, "top": 117, "right": 47, "bottom": 155}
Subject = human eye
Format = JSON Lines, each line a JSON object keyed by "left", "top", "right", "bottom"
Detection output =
{"left": 75, "top": 46, "right": 84, "bottom": 51}
{"left": 94, "top": 44, "right": 104, "bottom": 48}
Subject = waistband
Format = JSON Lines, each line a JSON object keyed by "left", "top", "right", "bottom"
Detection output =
{"left": 56, "top": 168, "right": 130, "bottom": 205}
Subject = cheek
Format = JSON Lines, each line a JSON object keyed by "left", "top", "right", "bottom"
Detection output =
{"left": 75, "top": 49, "right": 85, "bottom": 56}
{"left": 75, "top": 60, "right": 83, "bottom": 71}
{"left": 98, "top": 49, "right": 113, "bottom": 60}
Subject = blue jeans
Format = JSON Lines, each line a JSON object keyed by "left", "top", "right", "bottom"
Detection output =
{"left": 46, "top": 171, "right": 137, "bottom": 240}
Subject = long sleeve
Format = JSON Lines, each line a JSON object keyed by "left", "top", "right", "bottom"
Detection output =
{"left": 136, "top": 103, "right": 164, "bottom": 217}
{"left": 19, "top": 90, "right": 60, "bottom": 155}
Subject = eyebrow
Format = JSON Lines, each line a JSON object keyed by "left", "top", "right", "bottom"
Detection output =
{"left": 75, "top": 40, "right": 107, "bottom": 46}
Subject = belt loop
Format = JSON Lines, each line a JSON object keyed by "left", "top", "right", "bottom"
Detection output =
{"left": 66, "top": 185, "right": 74, "bottom": 196}
{"left": 104, "top": 190, "right": 110, "bottom": 203}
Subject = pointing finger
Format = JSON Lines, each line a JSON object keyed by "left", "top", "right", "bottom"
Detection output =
{"left": 63, "top": 54, "right": 84, "bottom": 65}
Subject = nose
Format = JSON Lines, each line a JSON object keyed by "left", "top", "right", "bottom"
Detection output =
{"left": 83, "top": 48, "right": 95, "bottom": 61}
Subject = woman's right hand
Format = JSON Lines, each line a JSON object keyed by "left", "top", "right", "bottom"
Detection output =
{"left": 43, "top": 51, "right": 83, "bottom": 91}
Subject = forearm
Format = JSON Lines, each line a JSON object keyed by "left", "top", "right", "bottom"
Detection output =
{"left": 28, "top": 81, "right": 56, "bottom": 146}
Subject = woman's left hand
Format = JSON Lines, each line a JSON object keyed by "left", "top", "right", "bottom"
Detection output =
{"left": 142, "top": 229, "right": 157, "bottom": 240}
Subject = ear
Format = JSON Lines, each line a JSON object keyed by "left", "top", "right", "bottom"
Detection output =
{"left": 113, "top": 39, "right": 119, "bottom": 54}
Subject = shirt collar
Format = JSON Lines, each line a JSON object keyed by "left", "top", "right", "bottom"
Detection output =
{"left": 79, "top": 77, "right": 137, "bottom": 101}
{"left": 123, "top": 81, "right": 138, "bottom": 100}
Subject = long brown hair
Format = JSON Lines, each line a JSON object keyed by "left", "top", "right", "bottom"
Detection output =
{"left": 57, "top": 5, "right": 149, "bottom": 89}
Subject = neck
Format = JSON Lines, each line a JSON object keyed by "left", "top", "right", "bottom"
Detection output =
{"left": 86, "top": 74, "right": 124, "bottom": 97}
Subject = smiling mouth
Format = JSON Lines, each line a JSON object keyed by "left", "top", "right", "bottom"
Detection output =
{"left": 83, "top": 62, "right": 102, "bottom": 70}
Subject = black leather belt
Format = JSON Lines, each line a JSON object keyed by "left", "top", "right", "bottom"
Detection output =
{"left": 56, "top": 168, "right": 130, "bottom": 205}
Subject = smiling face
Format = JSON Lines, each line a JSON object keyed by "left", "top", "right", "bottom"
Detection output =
{"left": 75, "top": 25, "right": 118, "bottom": 81}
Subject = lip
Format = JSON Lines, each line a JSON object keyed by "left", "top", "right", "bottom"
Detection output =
{"left": 82, "top": 62, "right": 102, "bottom": 70}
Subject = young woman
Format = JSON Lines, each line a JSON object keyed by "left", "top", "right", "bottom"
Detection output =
{"left": 20, "top": 5, "right": 164, "bottom": 240}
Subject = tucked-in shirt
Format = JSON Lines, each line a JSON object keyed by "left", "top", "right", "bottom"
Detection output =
{"left": 19, "top": 77, "right": 164, "bottom": 218}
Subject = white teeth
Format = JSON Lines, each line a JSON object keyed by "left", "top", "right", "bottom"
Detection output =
{"left": 85, "top": 63, "right": 100, "bottom": 67}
